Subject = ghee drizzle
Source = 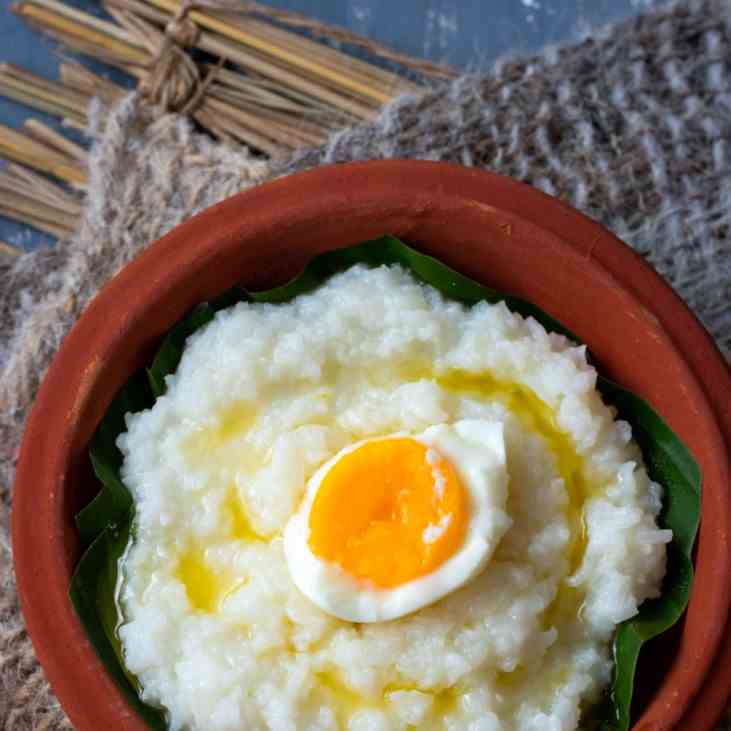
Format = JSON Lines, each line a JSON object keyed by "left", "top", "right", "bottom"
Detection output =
{"left": 173, "top": 367, "right": 602, "bottom": 721}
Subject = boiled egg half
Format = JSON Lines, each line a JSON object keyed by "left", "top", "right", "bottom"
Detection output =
{"left": 283, "top": 420, "right": 511, "bottom": 622}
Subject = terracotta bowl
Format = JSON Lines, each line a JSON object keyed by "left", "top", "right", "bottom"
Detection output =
{"left": 12, "top": 161, "right": 731, "bottom": 730}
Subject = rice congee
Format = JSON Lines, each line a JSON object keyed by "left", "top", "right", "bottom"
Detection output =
{"left": 117, "top": 265, "right": 670, "bottom": 731}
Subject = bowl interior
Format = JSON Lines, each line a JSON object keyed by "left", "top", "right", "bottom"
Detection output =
{"left": 12, "top": 161, "right": 731, "bottom": 731}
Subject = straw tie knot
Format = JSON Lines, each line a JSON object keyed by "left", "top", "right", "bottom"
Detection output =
{"left": 140, "top": 0, "right": 212, "bottom": 113}
{"left": 165, "top": 14, "right": 199, "bottom": 48}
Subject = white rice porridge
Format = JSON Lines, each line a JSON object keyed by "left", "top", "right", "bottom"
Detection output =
{"left": 117, "top": 264, "right": 671, "bottom": 731}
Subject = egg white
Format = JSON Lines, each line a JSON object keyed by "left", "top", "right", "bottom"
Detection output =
{"left": 283, "top": 419, "right": 512, "bottom": 622}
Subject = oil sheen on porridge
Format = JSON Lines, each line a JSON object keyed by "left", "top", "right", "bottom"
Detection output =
{"left": 117, "top": 265, "right": 670, "bottom": 731}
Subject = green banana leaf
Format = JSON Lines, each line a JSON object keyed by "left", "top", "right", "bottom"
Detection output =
{"left": 70, "top": 235, "right": 701, "bottom": 731}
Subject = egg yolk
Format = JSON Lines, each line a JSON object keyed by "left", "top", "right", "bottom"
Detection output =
{"left": 307, "top": 438, "right": 468, "bottom": 588}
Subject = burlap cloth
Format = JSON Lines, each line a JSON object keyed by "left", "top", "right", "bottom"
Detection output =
{"left": 1, "top": 0, "right": 730, "bottom": 727}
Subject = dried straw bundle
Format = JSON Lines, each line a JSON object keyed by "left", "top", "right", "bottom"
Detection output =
{"left": 1, "top": 0, "right": 450, "bottom": 248}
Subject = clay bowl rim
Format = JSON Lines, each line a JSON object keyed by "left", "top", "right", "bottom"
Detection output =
{"left": 11, "top": 160, "right": 731, "bottom": 731}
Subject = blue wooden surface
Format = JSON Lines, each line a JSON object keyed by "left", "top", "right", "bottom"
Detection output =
{"left": 0, "top": 0, "right": 663, "bottom": 250}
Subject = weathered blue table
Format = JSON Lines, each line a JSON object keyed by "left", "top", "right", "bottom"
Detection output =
{"left": 0, "top": 0, "right": 663, "bottom": 250}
